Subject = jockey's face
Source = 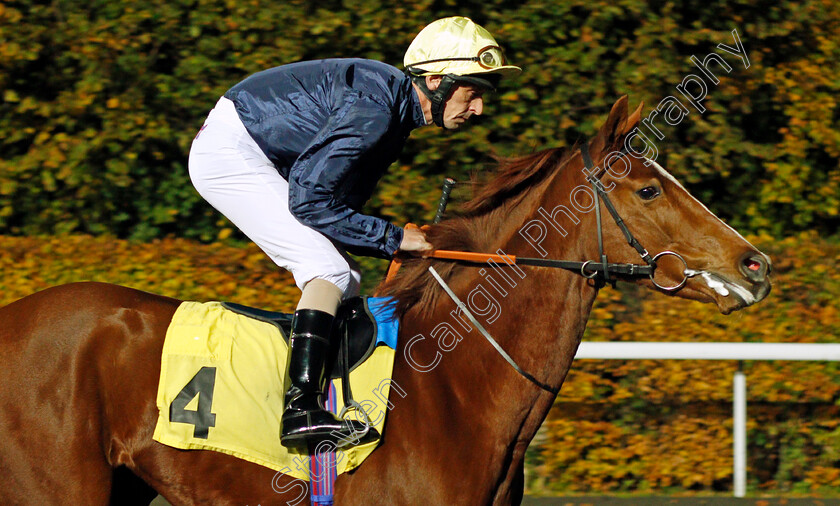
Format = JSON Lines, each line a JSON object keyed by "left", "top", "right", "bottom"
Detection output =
{"left": 421, "top": 76, "right": 486, "bottom": 130}
{"left": 441, "top": 84, "right": 485, "bottom": 129}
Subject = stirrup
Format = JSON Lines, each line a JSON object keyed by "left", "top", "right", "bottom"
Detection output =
{"left": 280, "top": 409, "right": 378, "bottom": 451}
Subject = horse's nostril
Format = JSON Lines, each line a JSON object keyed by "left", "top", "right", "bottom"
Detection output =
{"left": 740, "top": 253, "right": 769, "bottom": 281}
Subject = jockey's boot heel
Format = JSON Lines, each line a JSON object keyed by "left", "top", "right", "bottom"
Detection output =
{"left": 280, "top": 309, "right": 378, "bottom": 451}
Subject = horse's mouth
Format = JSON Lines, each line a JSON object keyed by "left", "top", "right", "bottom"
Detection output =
{"left": 686, "top": 269, "right": 771, "bottom": 314}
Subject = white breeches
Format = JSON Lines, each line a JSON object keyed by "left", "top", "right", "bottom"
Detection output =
{"left": 188, "top": 96, "right": 361, "bottom": 296}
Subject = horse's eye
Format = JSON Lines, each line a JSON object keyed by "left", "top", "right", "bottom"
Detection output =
{"left": 637, "top": 186, "right": 660, "bottom": 201}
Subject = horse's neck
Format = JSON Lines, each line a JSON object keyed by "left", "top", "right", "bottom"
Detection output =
{"left": 454, "top": 163, "right": 600, "bottom": 401}
{"left": 395, "top": 164, "right": 601, "bottom": 495}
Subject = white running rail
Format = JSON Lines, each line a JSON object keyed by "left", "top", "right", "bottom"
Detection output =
{"left": 574, "top": 342, "right": 840, "bottom": 497}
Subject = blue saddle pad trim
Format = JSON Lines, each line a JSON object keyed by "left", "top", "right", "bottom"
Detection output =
{"left": 307, "top": 297, "right": 397, "bottom": 506}
{"left": 367, "top": 297, "right": 398, "bottom": 349}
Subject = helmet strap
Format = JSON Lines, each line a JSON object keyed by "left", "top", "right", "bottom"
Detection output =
{"left": 410, "top": 74, "right": 458, "bottom": 129}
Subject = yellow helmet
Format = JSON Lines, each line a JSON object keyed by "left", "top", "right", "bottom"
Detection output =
{"left": 405, "top": 17, "right": 521, "bottom": 128}
{"left": 404, "top": 16, "right": 521, "bottom": 82}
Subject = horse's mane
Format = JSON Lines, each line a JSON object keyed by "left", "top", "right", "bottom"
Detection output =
{"left": 374, "top": 145, "right": 578, "bottom": 317}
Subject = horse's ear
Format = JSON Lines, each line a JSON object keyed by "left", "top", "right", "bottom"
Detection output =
{"left": 589, "top": 96, "right": 644, "bottom": 156}
{"left": 589, "top": 96, "right": 628, "bottom": 156}
{"left": 623, "top": 101, "right": 645, "bottom": 136}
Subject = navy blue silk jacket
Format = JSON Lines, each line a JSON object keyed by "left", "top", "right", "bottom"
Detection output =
{"left": 224, "top": 58, "right": 427, "bottom": 258}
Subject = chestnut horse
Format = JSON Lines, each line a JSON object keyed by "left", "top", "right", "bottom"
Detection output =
{"left": 0, "top": 97, "right": 770, "bottom": 505}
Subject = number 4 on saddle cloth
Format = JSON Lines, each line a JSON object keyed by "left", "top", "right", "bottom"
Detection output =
{"left": 152, "top": 296, "right": 400, "bottom": 482}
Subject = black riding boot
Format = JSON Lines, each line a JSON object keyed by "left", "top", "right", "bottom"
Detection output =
{"left": 280, "top": 309, "right": 375, "bottom": 451}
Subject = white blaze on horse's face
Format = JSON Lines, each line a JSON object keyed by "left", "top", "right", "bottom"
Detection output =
{"left": 604, "top": 156, "right": 771, "bottom": 314}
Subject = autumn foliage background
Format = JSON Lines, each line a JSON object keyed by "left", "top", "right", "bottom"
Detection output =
{"left": 2, "top": 0, "right": 839, "bottom": 497}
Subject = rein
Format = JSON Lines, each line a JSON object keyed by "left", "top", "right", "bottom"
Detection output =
{"left": 417, "top": 142, "right": 690, "bottom": 291}
{"left": 406, "top": 142, "right": 695, "bottom": 394}
{"left": 428, "top": 265, "right": 560, "bottom": 395}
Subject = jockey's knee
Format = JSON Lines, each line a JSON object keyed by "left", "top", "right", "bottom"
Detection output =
{"left": 297, "top": 278, "right": 343, "bottom": 315}
{"left": 291, "top": 254, "right": 362, "bottom": 305}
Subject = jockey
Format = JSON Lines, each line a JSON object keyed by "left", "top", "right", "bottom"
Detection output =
{"left": 188, "top": 16, "right": 520, "bottom": 451}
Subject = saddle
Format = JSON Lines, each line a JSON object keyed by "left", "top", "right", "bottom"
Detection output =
{"left": 221, "top": 297, "right": 377, "bottom": 380}
{"left": 153, "top": 298, "right": 399, "bottom": 480}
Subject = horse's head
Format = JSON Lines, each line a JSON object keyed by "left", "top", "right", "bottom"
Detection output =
{"left": 583, "top": 96, "right": 771, "bottom": 314}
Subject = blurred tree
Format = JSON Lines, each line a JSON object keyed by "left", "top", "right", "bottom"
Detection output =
{"left": 1, "top": 0, "right": 838, "bottom": 241}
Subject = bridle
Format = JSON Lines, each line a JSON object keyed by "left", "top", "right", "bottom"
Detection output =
{"left": 425, "top": 141, "right": 692, "bottom": 291}
{"left": 577, "top": 139, "right": 690, "bottom": 291}
{"left": 423, "top": 140, "right": 696, "bottom": 395}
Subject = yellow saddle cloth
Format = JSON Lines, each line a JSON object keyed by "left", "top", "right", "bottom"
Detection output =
{"left": 152, "top": 301, "right": 397, "bottom": 481}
